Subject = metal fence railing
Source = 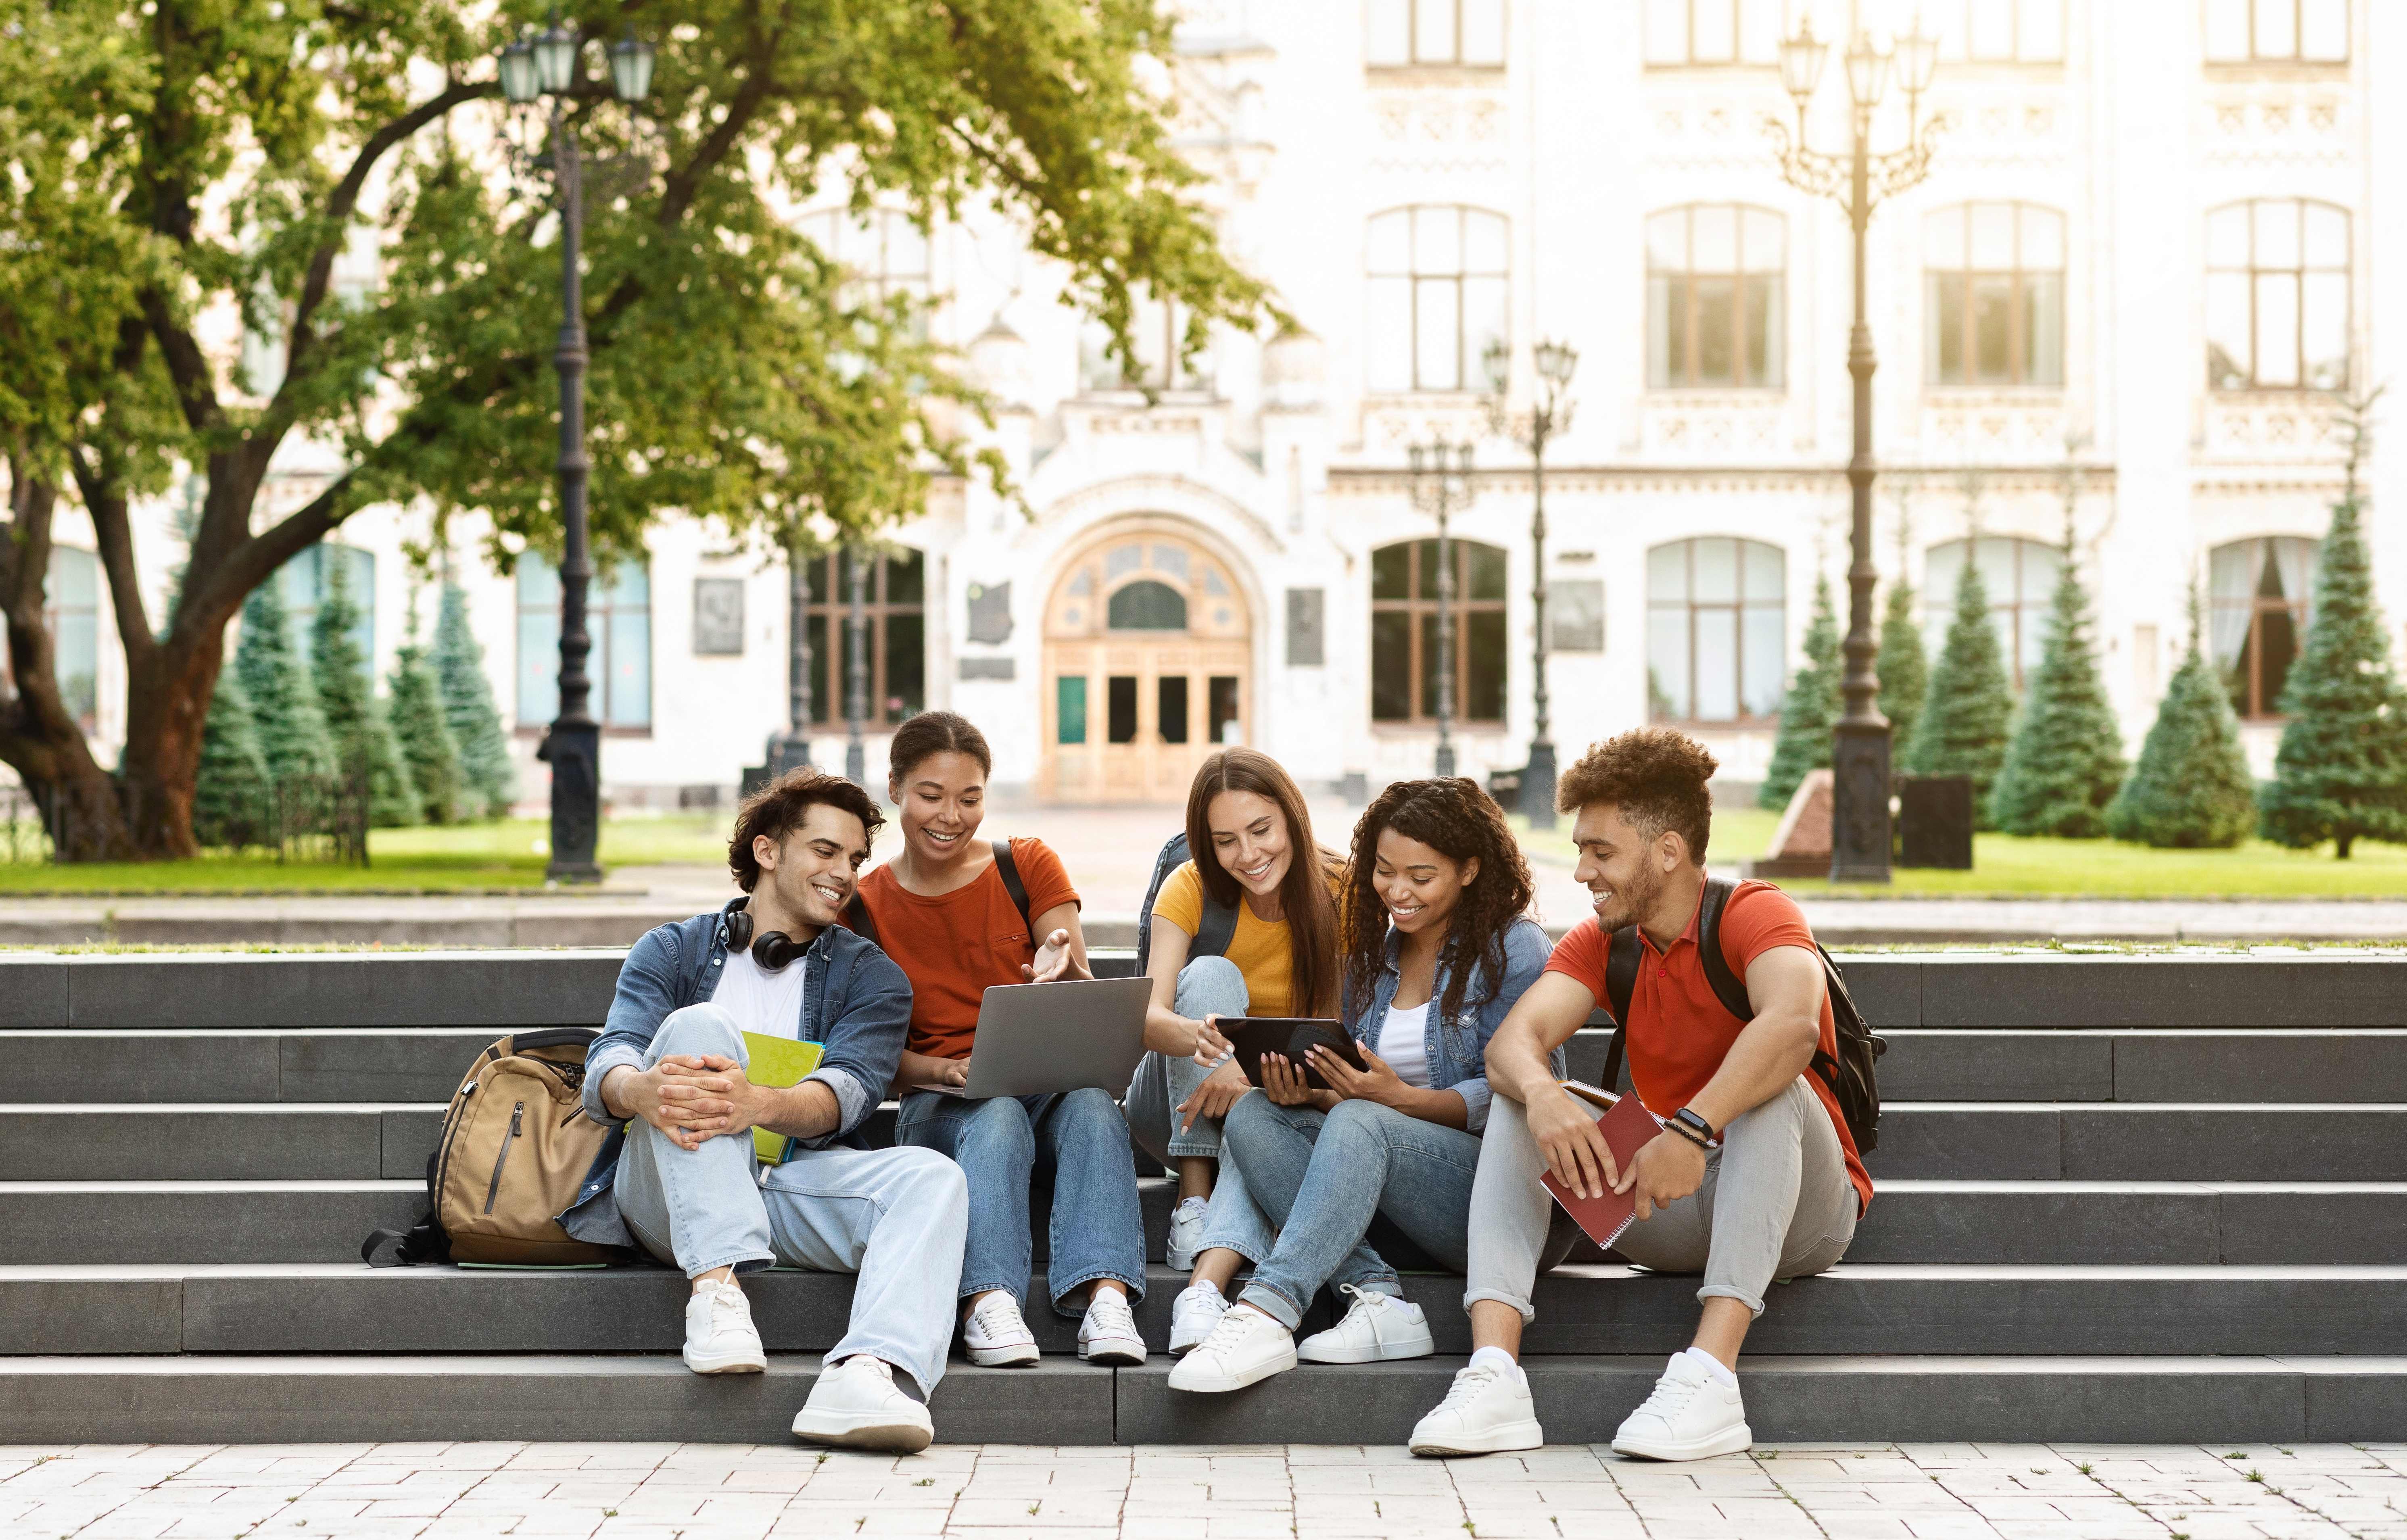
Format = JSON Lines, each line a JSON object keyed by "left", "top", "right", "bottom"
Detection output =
{"left": 0, "top": 772, "right": 371, "bottom": 867}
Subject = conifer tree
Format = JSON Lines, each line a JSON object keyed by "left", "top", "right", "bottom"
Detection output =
{"left": 1906, "top": 552, "right": 2016, "bottom": 823}
{"left": 432, "top": 582, "right": 516, "bottom": 819}
{"left": 234, "top": 577, "right": 334, "bottom": 785}
{"left": 192, "top": 670, "right": 271, "bottom": 847}
{"left": 309, "top": 560, "right": 420, "bottom": 828}
{"left": 2258, "top": 409, "right": 2407, "bottom": 856}
{"left": 387, "top": 634, "right": 466, "bottom": 826}
{"left": 1760, "top": 575, "right": 1842, "bottom": 810}
{"left": 2108, "top": 596, "right": 2258, "bottom": 848}
{"left": 1878, "top": 575, "right": 1928, "bottom": 752}
{"left": 1989, "top": 535, "right": 2125, "bottom": 836}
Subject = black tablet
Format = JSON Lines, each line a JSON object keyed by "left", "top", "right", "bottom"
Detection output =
{"left": 1226, "top": 1017, "right": 1366, "bottom": 1091}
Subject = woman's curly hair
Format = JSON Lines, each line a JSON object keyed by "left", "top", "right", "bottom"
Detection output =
{"left": 1340, "top": 778, "right": 1535, "bottom": 1024}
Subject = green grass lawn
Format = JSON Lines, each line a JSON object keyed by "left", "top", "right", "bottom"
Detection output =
{"left": 0, "top": 815, "right": 731, "bottom": 894}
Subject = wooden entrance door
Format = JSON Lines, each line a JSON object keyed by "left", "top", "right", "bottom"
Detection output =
{"left": 1043, "top": 528, "right": 1250, "bottom": 802}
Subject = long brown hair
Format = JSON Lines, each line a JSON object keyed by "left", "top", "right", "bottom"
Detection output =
{"left": 1341, "top": 778, "right": 1534, "bottom": 1022}
{"left": 1184, "top": 748, "right": 1342, "bottom": 1017}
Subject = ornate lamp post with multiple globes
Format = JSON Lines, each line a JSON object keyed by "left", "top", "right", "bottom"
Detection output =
{"left": 1764, "top": 15, "right": 1940, "bottom": 883}
{"left": 1482, "top": 336, "right": 1578, "bottom": 830}
{"left": 497, "top": 15, "right": 656, "bottom": 882}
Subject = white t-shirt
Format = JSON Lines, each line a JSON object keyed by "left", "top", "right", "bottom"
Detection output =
{"left": 711, "top": 946, "right": 808, "bottom": 1042}
{"left": 1376, "top": 1001, "right": 1433, "bottom": 1089}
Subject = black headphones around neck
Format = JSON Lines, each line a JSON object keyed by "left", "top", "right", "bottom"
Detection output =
{"left": 721, "top": 898, "right": 808, "bottom": 972}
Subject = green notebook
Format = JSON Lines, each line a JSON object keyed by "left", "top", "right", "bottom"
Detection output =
{"left": 744, "top": 1032, "right": 826, "bottom": 1164}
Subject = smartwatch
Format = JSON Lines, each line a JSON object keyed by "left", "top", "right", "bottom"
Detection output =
{"left": 1670, "top": 1107, "right": 1716, "bottom": 1146}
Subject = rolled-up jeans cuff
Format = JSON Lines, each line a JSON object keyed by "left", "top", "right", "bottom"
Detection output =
{"left": 1462, "top": 1286, "right": 1536, "bottom": 1325}
{"left": 1696, "top": 1283, "right": 1768, "bottom": 1317}
{"left": 1235, "top": 1282, "right": 1305, "bottom": 1330}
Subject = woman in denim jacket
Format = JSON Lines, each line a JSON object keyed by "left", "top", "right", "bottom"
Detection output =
{"left": 1168, "top": 778, "right": 1564, "bottom": 1393}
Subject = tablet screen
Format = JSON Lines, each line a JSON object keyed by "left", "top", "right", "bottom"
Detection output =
{"left": 1227, "top": 1017, "right": 1365, "bottom": 1091}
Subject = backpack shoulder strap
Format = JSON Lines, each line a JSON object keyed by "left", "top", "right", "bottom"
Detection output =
{"left": 990, "top": 839, "right": 1034, "bottom": 934}
{"left": 843, "top": 891, "right": 879, "bottom": 948}
{"left": 1695, "top": 876, "right": 1757, "bottom": 1024}
{"left": 1192, "top": 888, "right": 1240, "bottom": 960}
{"left": 1600, "top": 924, "right": 1643, "bottom": 1093}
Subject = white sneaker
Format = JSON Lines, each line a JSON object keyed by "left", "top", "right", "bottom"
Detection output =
{"left": 1408, "top": 1361, "right": 1544, "bottom": 1457}
{"left": 1297, "top": 1284, "right": 1435, "bottom": 1364}
{"left": 962, "top": 1292, "right": 1040, "bottom": 1367}
{"left": 1168, "top": 1283, "right": 1230, "bottom": 1356}
{"left": 1611, "top": 1352, "right": 1752, "bottom": 1461}
{"left": 790, "top": 1355, "right": 934, "bottom": 1454}
{"left": 1165, "top": 1305, "right": 1297, "bottom": 1393}
{"left": 1077, "top": 1289, "right": 1148, "bottom": 1365}
{"left": 681, "top": 1280, "right": 766, "bottom": 1375}
{"left": 1165, "top": 1196, "right": 1210, "bottom": 1271}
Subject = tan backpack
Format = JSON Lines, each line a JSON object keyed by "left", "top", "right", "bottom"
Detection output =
{"left": 363, "top": 1028, "right": 622, "bottom": 1268}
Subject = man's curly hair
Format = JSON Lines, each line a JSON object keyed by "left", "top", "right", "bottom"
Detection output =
{"left": 1341, "top": 778, "right": 1536, "bottom": 1023}
{"left": 1555, "top": 727, "right": 1718, "bottom": 864}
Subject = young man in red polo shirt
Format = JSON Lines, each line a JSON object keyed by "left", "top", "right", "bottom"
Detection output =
{"left": 1409, "top": 727, "right": 1871, "bottom": 1461}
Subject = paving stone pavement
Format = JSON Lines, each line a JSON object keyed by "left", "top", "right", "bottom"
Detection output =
{"left": 2, "top": 1442, "right": 2403, "bottom": 1540}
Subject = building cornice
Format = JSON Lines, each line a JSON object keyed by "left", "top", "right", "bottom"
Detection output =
{"left": 1326, "top": 464, "right": 2120, "bottom": 496}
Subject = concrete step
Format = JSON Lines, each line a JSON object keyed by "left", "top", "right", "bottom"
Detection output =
{"left": 8, "top": 1261, "right": 2404, "bottom": 1359}
{"left": 0, "top": 1351, "right": 2397, "bottom": 1445}
{"left": 16, "top": 1100, "right": 2406, "bottom": 1183}
{"left": 8, "top": 1177, "right": 2403, "bottom": 1268}
{"left": 26, "top": 1025, "right": 2407, "bottom": 1106}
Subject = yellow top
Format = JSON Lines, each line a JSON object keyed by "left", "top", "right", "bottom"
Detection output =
{"left": 1151, "top": 860, "right": 1301, "bottom": 1017}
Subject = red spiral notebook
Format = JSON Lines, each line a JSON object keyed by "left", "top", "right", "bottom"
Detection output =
{"left": 1537, "top": 1080, "right": 1668, "bottom": 1252}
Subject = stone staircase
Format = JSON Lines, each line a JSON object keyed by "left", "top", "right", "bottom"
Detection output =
{"left": 2, "top": 949, "right": 2402, "bottom": 1446}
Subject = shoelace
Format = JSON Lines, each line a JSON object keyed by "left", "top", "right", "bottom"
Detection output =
{"left": 1336, "top": 1283, "right": 1392, "bottom": 1319}
{"left": 700, "top": 1285, "right": 749, "bottom": 1330}
{"left": 1195, "top": 1307, "right": 1267, "bottom": 1358}
{"left": 1633, "top": 1369, "right": 1704, "bottom": 1421}
{"left": 1436, "top": 1364, "right": 1502, "bottom": 1411}
{"left": 970, "top": 1297, "right": 1027, "bottom": 1342}
{"left": 1088, "top": 1294, "right": 1136, "bottom": 1333}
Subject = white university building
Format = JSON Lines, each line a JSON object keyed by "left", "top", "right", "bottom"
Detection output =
{"left": 17, "top": 0, "right": 2407, "bottom": 809}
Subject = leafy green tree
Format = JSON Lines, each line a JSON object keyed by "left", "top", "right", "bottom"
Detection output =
{"left": 1906, "top": 554, "right": 2016, "bottom": 824}
{"left": 2258, "top": 488, "right": 2407, "bottom": 856}
{"left": 1760, "top": 576, "right": 1841, "bottom": 811}
{"left": 2108, "top": 603, "right": 2257, "bottom": 848}
{"left": 234, "top": 580, "right": 335, "bottom": 785}
{"left": 1878, "top": 575, "right": 1929, "bottom": 752}
{"left": 309, "top": 562, "right": 419, "bottom": 828}
{"left": 0, "top": 0, "right": 1269, "bottom": 858}
{"left": 1989, "top": 543, "right": 2125, "bottom": 836}
{"left": 387, "top": 635, "right": 466, "bottom": 826}
{"left": 192, "top": 671, "right": 271, "bottom": 847}
{"left": 432, "top": 583, "right": 515, "bottom": 819}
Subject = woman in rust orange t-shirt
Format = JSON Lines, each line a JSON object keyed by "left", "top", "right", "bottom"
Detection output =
{"left": 856, "top": 712, "right": 1149, "bottom": 1371}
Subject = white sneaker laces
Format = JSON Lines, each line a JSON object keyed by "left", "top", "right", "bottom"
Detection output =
{"left": 1336, "top": 1283, "right": 1392, "bottom": 1318}
{"left": 970, "top": 1296, "right": 1025, "bottom": 1340}
{"left": 1195, "top": 1307, "right": 1264, "bottom": 1359}
{"left": 1088, "top": 1292, "right": 1136, "bottom": 1333}
{"left": 1436, "top": 1363, "right": 1503, "bottom": 1411}
{"left": 1635, "top": 1369, "right": 1703, "bottom": 1421}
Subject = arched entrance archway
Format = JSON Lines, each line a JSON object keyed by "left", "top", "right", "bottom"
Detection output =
{"left": 1042, "top": 522, "right": 1252, "bottom": 801}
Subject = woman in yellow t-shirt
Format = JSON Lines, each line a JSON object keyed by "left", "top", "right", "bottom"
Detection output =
{"left": 1121, "top": 747, "right": 1342, "bottom": 1353}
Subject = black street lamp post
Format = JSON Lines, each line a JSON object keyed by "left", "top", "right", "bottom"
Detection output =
{"left": 1407, "top": 440, "right": 1475, "bottom": 780}
{"left": 1766, "top": 16, "right": 1939, "bottom": 883}
{"left": 1482, "top": 337, "right": 1578, "bottom": 830}
{"left": 499, "top": 16, "right": 655, "bottom": 883}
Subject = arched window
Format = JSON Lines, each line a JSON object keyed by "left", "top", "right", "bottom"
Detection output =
{"left": 1931, "top": 0, "right": 2064, "bottom": 62}
{"left": 800, "top": 207, "right": 932, "bottom": 338}
{"left": 2205, "top": 0, "right": 2346, "bottom": 63}
{"left": 1368, "top": 0, "right": 1504, "bottom": 66}
{"left": 1367, "top": 206, "right": 1509, "bottom": 394}
{"left": 1080, "top": 289, "right": 1212, "bottom": 394}
{"left": 1641, "top": 0, "right": 1788, "bottom": 65}
{"left": 1370, "top": 538, "right": 1507, "bottom": 724}
{"left": 43, "top": 547, "right": 99, "bottom": 729}
{"left": 1647, "top": 205, "right": 1785, "bottom": 389}
{"left": 1647, "top": 538, "right": 1785, "bottom": 722}
{"left": 2211, "top": 536, "right": 2319, "bottom": 718}
{"left": 1923, "top": 537, "right": 2061, "bottom": 691}
{"left": 1925, "top": 203, "right": 2065, "bottom": 387}
{"left": 1109, "top": 580, "right": 1189, "bottom": 631}
{"left": 802, "top": 548, "right": 925, "bottom": 728}
{"left": 2206, "top": 199, "right": 2350, "bottom": 391}
{"left": 518, "top": 554, "right": 653, "bottom": 732}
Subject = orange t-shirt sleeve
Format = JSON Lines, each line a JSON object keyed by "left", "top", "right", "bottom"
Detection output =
{"left": 1009, "top": 837, "right": 1080, "bottom": 924}
{"left": 1541, "top": 917, "right": 1610, "bottom": 1002}
{"left": 1716, "top": 882, "right": 1818, "bottom": 976}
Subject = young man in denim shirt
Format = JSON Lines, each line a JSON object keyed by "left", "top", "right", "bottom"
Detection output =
{"left": 562, "top": 770, "right": 968, "bottom": 1453}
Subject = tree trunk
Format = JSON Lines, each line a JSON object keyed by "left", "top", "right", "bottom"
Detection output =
{"left": 0, "top": 464, "right": 141, "bottom": 861}
{"left": 2337, "top": 833, "right": 2356, "bottom": 859}
{"left": 117, "top": 636, "right": 221, "bottom": 859}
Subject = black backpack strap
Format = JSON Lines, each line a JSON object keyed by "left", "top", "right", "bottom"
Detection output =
{"left": 990, "top": 839, "right": 1034, "bottom": 934}
{"left": 843, "top": 891, "right": 879, "bottom": 947}
{"left": 1601, "top": 924, "right": 1643, "bottom": 1093}
{"left": 362, "top": 1222, "right": 442, "bottom": 1268}
{"left": 1192, "top": 894, "right": 1239, "bottom": 960}
{"left": 1134, "top": 831, "right": 1191, "bottom": 973}
{"left": 1694, "top": 876, "right": 1757, "bottom": 1024}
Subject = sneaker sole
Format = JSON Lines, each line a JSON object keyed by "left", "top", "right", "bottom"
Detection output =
{"left": 1078, "top": 1337, "right": 1148, "bottom": 1367}
{"left": 789, "top": 1412, "right": 935, "bottom": 1455}
{"left": 1165, "top": 1245, "right": 1200, "bottom": 1272}
{"left": 967, "top": 1342, "right": 1041, "bottom": 1368}
{"left": 683, "top": 1348, "right": 767, "bottom": 1374}
{"left": 1297, "top": 1325, "right": 1436, "bottom": 1365}
{"left": 1611, "top": 1423, "right": 1754, "bottom": 1462}
{"left": 1165, "top": 1344, "right": 1298, "bottom": 1393}
{"left": 1409, "top": 1418, "right": 1545, "bottom": 1457}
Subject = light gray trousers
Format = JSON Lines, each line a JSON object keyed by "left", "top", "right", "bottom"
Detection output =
{"left": 1464, "top": 1076, "right": 1858, "bottom": 1321}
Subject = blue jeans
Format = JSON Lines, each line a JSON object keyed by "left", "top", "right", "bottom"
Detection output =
{"left": 611, "top": 1004, "right": 970, "bottom": 1397}
{"left": 1221, "top": 1090, "right": 1482, "bottom": 1331}
{"left": 1121, "top": 956, "right": 1276, "bottom": 1265}
{"left": 896, "top": 1087, "right": 1148, "bottom": 1317}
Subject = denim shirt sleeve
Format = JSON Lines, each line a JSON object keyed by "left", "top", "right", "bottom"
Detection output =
{"left": 581, "top": 924, "right": 685, "bottom": 1123}
{"left": 1453, "top": 919, "right": 1557, "bottom": 1134}
{"left": 789, "top": 938, "right": 912, "bottom": 1148}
